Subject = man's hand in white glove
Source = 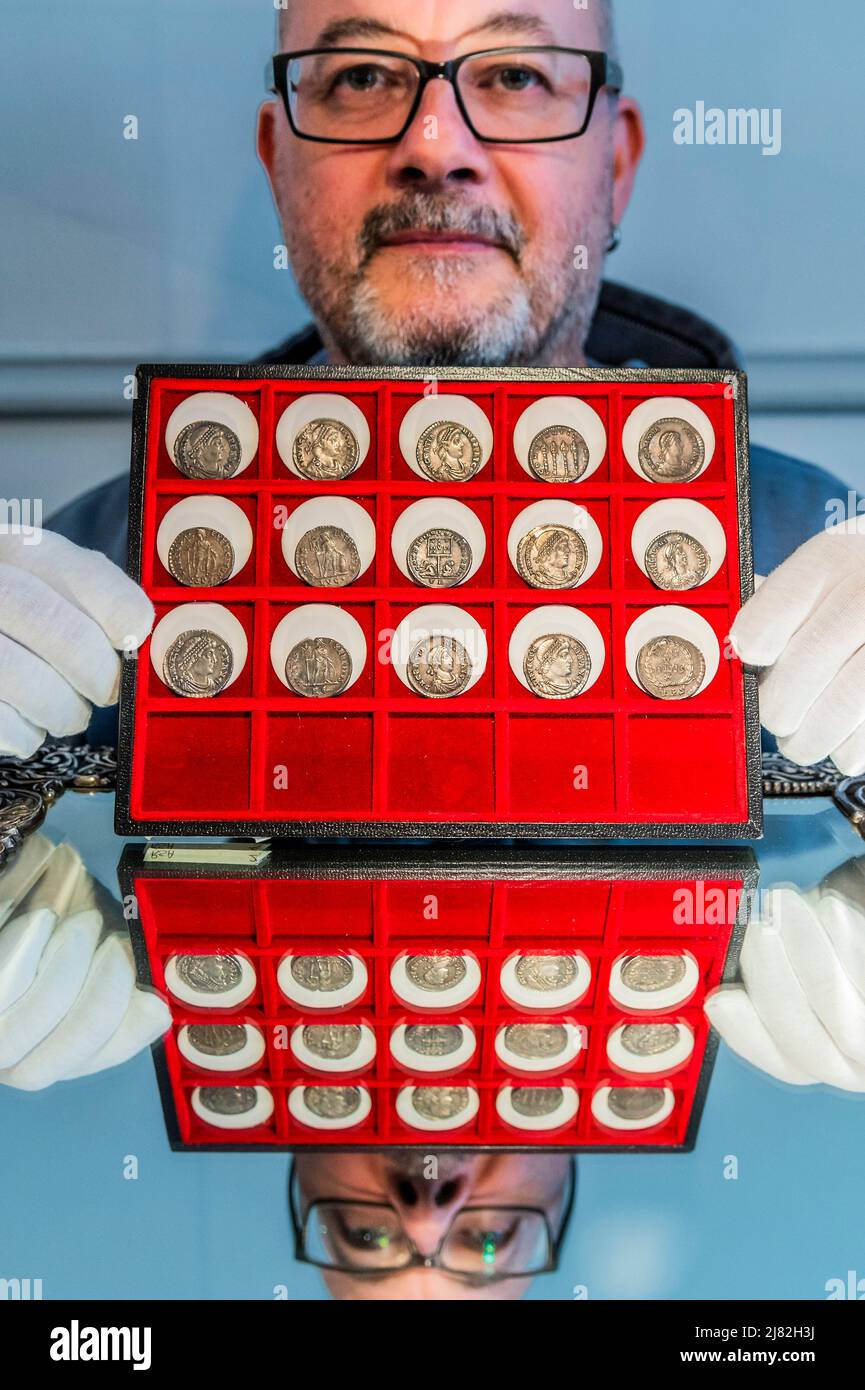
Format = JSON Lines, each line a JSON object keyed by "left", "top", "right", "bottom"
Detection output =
{"left": 731, "top": 520, "right": 865, "bottom": 774}
{"left": 0, "top": 529, "right": 154, "bottom": 758}
{"left": 0, "top": 835, "right": 170, "bottom": 1090}
{"left": 705, "top": 863, "right": 865, "bottom": 1090}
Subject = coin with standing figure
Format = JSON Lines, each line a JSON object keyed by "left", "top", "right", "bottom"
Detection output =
{"left": 407, "top": 634, "right": 472, "bottom": 699}
{"left": 516, "top": 524, "right": 588, "bottom": 589}
{"left": 186, "top": 1024, "right": 248, "bottom": 1057}
{"left": 528, "top": 426, "right": 590, "bottom": 483}
{"left": 638, "top": 418, "right": 706, "bottom": 483}
{"left": 295, "top": 526, "right": 361, "bottom": 587}
{"left": 292, "top": 419, "right": 360, "bottom": 480}
{"left": 174, "top": 421, "right": 243, "bottom": 480}
{"left": 511, "top": 1087, "right": 565, "bottom": 1118}
{"left": 163, "top": 630, "right": 234, "bottom": 698}
{"left": 645, "top": 531, "right": 709, "bottom": 591}
{"left": 286, "top": 637, "right": 352, "bottom": 697}
{"left": 167, "top": 527, "right": 235, "bottom": 587}
{"left": 636, "top": 636, "right": 706, "bottom": 701}
{"left": 407, "top": 528, "right": 472, "bottom": 588}
{"left": 416, "top": 422, "right": 483, "bottom": 482}
{"left": 523, "top": 634, "right": 591, "bottom": 699}
{"left": 290, "top": 956, "right": 354, "bottom": 993}
{"left": 302, "top": 1024, "right": 363, "bottom": 1060}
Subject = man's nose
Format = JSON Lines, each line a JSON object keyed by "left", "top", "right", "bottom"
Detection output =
{"left": 386, "top": 1167, "right": 472, "bottom": 1256}
{"left": 385, "top": 76, "right": 492, "bottom": 188}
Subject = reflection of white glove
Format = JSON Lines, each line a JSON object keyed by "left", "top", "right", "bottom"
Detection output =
{"left": 0, "top": 836, "right": 169, "bottom": 1090}
{"left": 731, "top": 523, "right": 865, "bottom": 774}
{"left": 705, "top": 866, "right": 865, "bottom": 1090}
{"left": 0, "top": 530, "right": 154, "bottom": 758}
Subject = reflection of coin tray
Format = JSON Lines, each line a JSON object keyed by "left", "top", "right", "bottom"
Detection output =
{"left": 119, "top": 844, "right": 757, "bottom": 1152}
{"left": 116, "top": 366, "right": 761, "bottom": 839}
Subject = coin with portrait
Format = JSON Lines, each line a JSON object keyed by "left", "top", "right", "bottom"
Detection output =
{"left": 285, "top": 636, "right": 352, "bottom": 697}
{"left": 620, "top": 1023, "right": 681, "bottom": 1057}
{"left": 162, "top": 630, "right": 234, "bottom": 698}
{"left": 645, "top": 531, "right": 710, "bottom": 591}
{"left": 523, "top": 633, "right": 591, "bottom": 699}
{"left": 174, "top": 421, "right": 243, "bottom": 480}
{"left": 416, "top": 421, "right": 483, "bottom": 482}
{"left": 528, "top": 426, "right": 590, "bottom": 483}
{"left": 406, "top": 955, "right": 467, "bottom": 992}
{"left": 638, "top": 418, "right": 706, "bottom": 483}
{"left": 607, "top": 1087, "right": 666, "bottom": 1122}
{"left": 515, "top": 956, "right": 578, "bottom": 992}
{"left": 293, "top": 419, "right": 360, "bottom": 481}
{"left": 407, "top": 634, "right": 473, "bottom": 699}
{"left": 503, "top": 1024, "right": 569, "bottom": 1061}
{"left": 305, "top": 1086, "right": 362, "bottom": 1120}
{"left": 621, "top": 956, "right": 687, "bottom": 993}
{"left": 411, "top": 1086, "right": 470, "bottom": 1122}
{"left": 636, "top": 635, "right": 706, "bottom": 701}
{"left": 197, "top": 1086, "right": 258, "bottom": 1117}
{"left": 407, "top": 528, "right": 472, "bottom": 588}
{"left": 186, "top": 1024, "right": 248, "bottom": 1057}
{"left": 167, "top": 527, "right": 235, "bottom": 587}
{"left": 516, "top": 524, "right": 588, "bottom": 589}
{"left": 295, "top": 525, "right": 361, "bottom": 587}
{"left": 175, "top": 954, "right": 243, "bottom": 994}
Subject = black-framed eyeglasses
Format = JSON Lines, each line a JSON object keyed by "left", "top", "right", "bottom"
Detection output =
{"left": 288, "top": 1157, "right": 576, "bottom": 1283}
{"left": 268, "top": 47, "right": 623, "bottom": 146}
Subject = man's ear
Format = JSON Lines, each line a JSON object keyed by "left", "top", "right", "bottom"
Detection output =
{"left": 257, "top": 99, "right": 279, "bottom": 180}
{"left": 611, "top": 97, "right": 646, "bottom": 225}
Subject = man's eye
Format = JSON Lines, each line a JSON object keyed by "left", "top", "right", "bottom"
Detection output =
{"left": 342, "top": 1224, "right": 394, "bottom": 1251}
{"left": 334, "top": 64, "right": 389, "bottom": 93}
{"left": 494, "top": 66, "right": 548, "bottom": 94}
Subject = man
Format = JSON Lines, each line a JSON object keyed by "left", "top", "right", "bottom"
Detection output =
{"left": 2, "top": 0, "right": 863, "bottom": 771}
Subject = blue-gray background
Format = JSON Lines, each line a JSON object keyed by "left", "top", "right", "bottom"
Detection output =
{"left": 2, "top": 0, "right": 865, "bottom": 1301}
{"left": 1, "top": 0, "right": 864, "bottom": 510}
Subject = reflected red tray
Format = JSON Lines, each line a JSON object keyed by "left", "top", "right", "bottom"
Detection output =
{"left": 119, "top": 844, "right": 758, "bottom": 1153}
{"left": 115, "top": 366, "right": 761, "bottom": 839}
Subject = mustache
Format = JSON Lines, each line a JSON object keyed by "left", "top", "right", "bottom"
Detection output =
{"left": 357, "top": 194, "right": 526, "bottom": 265}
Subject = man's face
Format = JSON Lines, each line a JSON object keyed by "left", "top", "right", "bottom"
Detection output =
{"left": 295, "top": 1150, "right": 572, "bottom": 1300}
{"left": 259, "top": 1, "right": 643, "bottom": 366}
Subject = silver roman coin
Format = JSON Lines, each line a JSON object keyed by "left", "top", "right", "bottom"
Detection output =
{"left": 645, "top": 531, "right": 710, "bottom": 592}
{"left": 290, "top": 956, "right": 354, "bottom": 993}
{"left": 167, "top": 527, "right": 235, "bottom": 587}
{"left": 516, "top": 524, "right": 588, "bottom": 589}
{"left": 406, "top": 955, "right": 467, "bottom": 992}
{"left": 186, "top": 1024, "right": 248, "bottom": 1057}
{"left": 174, "top": 421, "right": 243, "bottom": 480}
{"left": 621, "top": 955, "right": 687, "bottom": 993}
{"left": 607, "top": 1087, "right": 666, "bottom": 1122}
{"left": 198, "top": 1085, "right": 258, "bottom": 1117}
{"left": 411, "top": 1086, "right": 470, "bottom": 1122}
{"left": 404, "top": 1024, "right": 464, "bottom": 1058}
{"left": 304, "top": 1086, "right": 361, "bottom": 1120}
{"left": 302, "top": 1024, "right": 363, "bottom": 1061}
{"left": 407, "top": 634, "right": 472, "bottom": 699}
{"left": 511, "top": 1086, "right": 564, "bottom": 1118}
{"left": 515, "top": 955, "right": 578, "bottom": 993}
{"left": 175, "top": 954, "right": 243, "bottom": 995}
{"left": 285, "top": 637, "right": 352, "bottom": 697}
{"left": 416, "top": 421, "right": 483, "bottom": 482}
{"left": 523, "top": 634, "right": 591, "bottom": 700}
{"left": 620, "top": 1023, "right": 681, "bottom": 1057}
{"left": 504, "top": 1023, "right": 569, "bottom": 1061}
{"left": 163, "top": 630, "right": 234, "bottom": 698}
{"left": 292, "top": 419, "right": 360, "bottom": 481}
{"left": 528, "top": 426, "right": 590, "bottom": 483}
{"left": 636, "top": 636, "right": 706, "bottom": 701}
{"left": 295, "top": 526, "right": 361, "bottom": 587}
{"left": 407, "top": 528, "right": 472, "bottom": 588}
{"left": 638, "top": 418, "right": 706, "bottom": 483}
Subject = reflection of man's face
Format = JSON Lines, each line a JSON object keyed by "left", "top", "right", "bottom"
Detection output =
{"left": 295, "top": 1150, "right": 572, "bottom": 1300}
{"left": 259, "top": 1, "right": 643, "bottom": 367}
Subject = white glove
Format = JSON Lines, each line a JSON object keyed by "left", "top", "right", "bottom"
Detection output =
{"left": 0, "top": 529, "right": 154, "bottom": 758}
{"left": 731, "top": 521, "right": 865, "bottom": 774}
{"left": 0, "top": 835, "right": 170, "bottom": 1089}
{"left": 705, "top": 863, "right": 865, "bottom": 1090}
